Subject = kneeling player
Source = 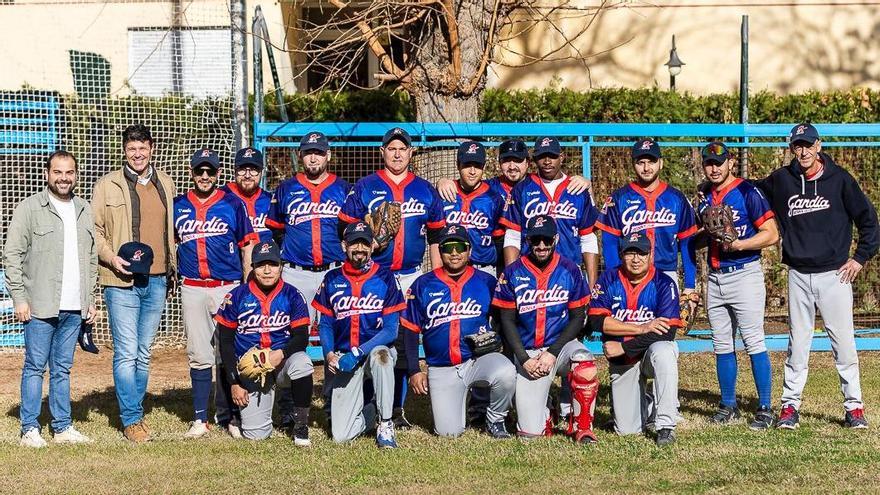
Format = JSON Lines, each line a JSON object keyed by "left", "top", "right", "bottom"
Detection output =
{"left": 492, "top": 215, "right": 599, "bottom": 443}
{"left": 215, "top": 241, "right": 314, "bottom": 444}
{"left": 401, "top": 225, "right": 516, "bottom": 438}
{"left": 589, "top": 232, "right": 681, "bottom": 446}
{"left": 313, "top": 222, "right": 405, "bottom": 448}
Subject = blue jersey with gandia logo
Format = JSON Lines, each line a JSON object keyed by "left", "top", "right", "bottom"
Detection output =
{"left": 221, "top": 182, "right": 273, "bottom": 244}
{"left": 442, "top": 182, "right": 505, "bottom": 265}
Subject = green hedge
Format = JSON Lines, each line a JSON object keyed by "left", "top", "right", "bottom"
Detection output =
{"left": 257, "top": 87, "right": 880, "bottom": 123}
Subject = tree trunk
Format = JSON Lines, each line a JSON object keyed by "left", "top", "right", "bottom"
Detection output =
{"left": 414, "top": 92, "right": 481, "bottom": 122}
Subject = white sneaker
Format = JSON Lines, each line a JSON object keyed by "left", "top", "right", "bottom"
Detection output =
{"left": 226, "top": 422, "right": 242, "bottom": 440}
{"left": 53, "top": 426, "right": 93, "bottom": 444}
{"left": 20, "top": 428, "right": 47, "bottom": 448}
{"left": 184, "top": 420, "right": 211, "bottom": 439}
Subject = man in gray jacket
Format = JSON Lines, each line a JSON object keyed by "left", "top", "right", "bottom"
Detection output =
{"left": 4, "top": 150, "right": 98, "bottom": 448}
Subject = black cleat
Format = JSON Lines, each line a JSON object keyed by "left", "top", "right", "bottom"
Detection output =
{"left": 486, "top": 421, "right": 512, "bottom": 439}
{"left": 844, "top": 408, "right": 869, "bottom": 429}
{"left": 749, "top": 406, "right": 774, "bottom": 431}
{"left": 655, "top": 428, "right": 676, "bottom": 446}
{"left": 709, "top": 404, "right": 742, "bottom": 425}
{"left": 392, "top": 407, "right": 412, "bottom": 429}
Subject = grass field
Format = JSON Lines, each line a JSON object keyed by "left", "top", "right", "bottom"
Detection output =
{"left": 1, "top": 349, "right": 880, "bottom": 494}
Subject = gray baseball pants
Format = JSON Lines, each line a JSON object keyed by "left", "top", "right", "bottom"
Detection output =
{"left": 782, "top": 268, "right": 863, "bottom": 411}
{"left": 609, "top": 340, "right": 680, "bottom": 435}
{"left": 428, "top": 352, "right": 515, "bottom": 437}
{"left": 707, "top": 262, "right": 767, "bottom": 355}
{"left": 238, "top": 352, "right": 314, "bottom": 440}
{"left": 330, "top": 345, "right": 397, "bottom": 443}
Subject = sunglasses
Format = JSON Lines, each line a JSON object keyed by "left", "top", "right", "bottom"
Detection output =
{"left": 440, "top": 241, "right": 469, "bottom": 254}
{"left": 235, "top": 167, "right": 261, "bottom": 176}
{"left": 193, "top": 168, "right": 218, "bottom": 177}
{"left": 528, "top": 236, "right": 554, "bottom": 247}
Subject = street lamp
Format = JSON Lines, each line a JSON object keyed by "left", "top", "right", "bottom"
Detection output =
{"left": 665, "top": 34, "right": 685, "bottom": 91}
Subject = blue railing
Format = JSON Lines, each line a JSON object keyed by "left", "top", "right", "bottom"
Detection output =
{"left": 0, "top": 95, "right": 60, "bottom": 155}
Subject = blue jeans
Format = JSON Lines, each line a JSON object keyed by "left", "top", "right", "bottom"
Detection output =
{"left": 105, "top": 275, "right": 167, "bottom": 427}
{"left": 20, "top": 311, "right": 82, "bottom": 434}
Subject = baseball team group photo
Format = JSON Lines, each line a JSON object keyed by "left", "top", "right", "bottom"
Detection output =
{"left": 5, "top": 0, "right": 880, "bottom": 493}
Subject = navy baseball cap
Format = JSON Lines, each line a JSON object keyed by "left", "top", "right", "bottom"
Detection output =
{"left": 619, "top": 231, "right": 651, "bottom": 255}
{"left": 457, "top": 141, "right": 486, "bottom": 167}
{"left": 251, "top": 240, "right": 282, "bottom": 265}
{"left": 533, "top": 136, "right": 562, "bottom": 157}
{"left": 343, "top": 222, "right": 374, "bottom": 244}
{"left": 234, "top": 147, "right": 263, "bottom": 169}
{"left": 382, "top": 127, "right": 412, "bottom": 147}
{"left": 499, "top": 139, "right": 528, "bottom": 161}
{"left": 300, "top": 131, "right": 330, "bottom": 153}
{"left": 701, "top": 141, "right": 730, "bottom": 164}
{"left": 525, "top": 214, "right": 558, "bottom": 238}
{"left": 190, "top": 148, "right": 220, "bottom": 169}
{"left": 438, "top": 224, "right": 469, "bottom": 245}
{"left": 789, "top": 123, "right": 820, "bottom": 145}
{"left": 632, "top": 138, "right": 661, "bottom": 161}
{"left": 117, "top": 241, "right": 154, "bottom": 275}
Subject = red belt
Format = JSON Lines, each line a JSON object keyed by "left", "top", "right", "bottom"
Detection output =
{"left": 182, "top": 278, "right": 237, "bottom": 288}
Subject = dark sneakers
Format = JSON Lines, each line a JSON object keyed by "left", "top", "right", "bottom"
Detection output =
{"left": 392, "top": 407, "right": 413, "bottom": 429}
{"left": 656, "top": 428, "right": 676, "bottom": 446}
{"left": 749, "top": 406, "right": 775, "bottom": 431}
{"left": 710, "top": 404, "right": 742, "bottom": 424}
{"left": 844, "top": 408, "right": 869, "bottom": 429}
{"left": 777, "top": 405, "right": 800, "bottom": 430}
{"left": 486, "top": 421, "right": 512, "bottom": 439}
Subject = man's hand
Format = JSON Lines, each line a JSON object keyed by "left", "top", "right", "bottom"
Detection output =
{"left": 603, "top": 341, "right": 624, "bottom": 358}
{"left": 639, "top": 317, "right": 671, "bottom": 335}
{"left": 838, "top": 258, "right": 864, "bottom": 284}
{"left": 326, "top": 352, "right": 340, "bottom": 374}
{"left": 728, "top": 239, "right": 744, "bottom": 252}
{"left": 436, "top": 178, "right": 457, "bottom": 202}
{"left": 567, "top": 176, "right": 592, "bottom": 196}
{"left": 85, "top": 304, "right": 97, "bottom": 325}
{"left": 268, "top": 349, "right": 284, "bottom": 368}
{"left": 522, "top": 357, "right": 545, "bottom": 379}
{"left": 410, "top": 371, "right": 429, "bottom": 395}
{"left": 14, "top": 302, "right": 31, "bottom": 323}
{"left": 110, "top": 256, "right": 133, "bottom": 276}
{"left": 231, "top": 384, "right": 249, "bottom": 407}
{"left": 535, "top": 351, "right": 557, "bottom": 375}
{"left": 166, "top": 273, "right": 178, "bottom": 300}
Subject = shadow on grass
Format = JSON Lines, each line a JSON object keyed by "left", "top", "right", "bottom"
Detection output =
{"left": 678, "top": 387, "right": 841, "bottom": 425}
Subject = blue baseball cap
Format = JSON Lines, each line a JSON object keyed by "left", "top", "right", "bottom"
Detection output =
{"left": 234, "top": 147, "right": 263, "bottom": 169}
{"left": 382, "top": 127, "right": 412, "bottom": 147}
{"left": 789, "top": 123, "right": 820, "bottom": 145}
{"left": 251, "top": 240, "right": 282, "bottom": 265}
{"left": 499, "top": 139, "right": 528, "bottom": 161}
{"left": 117, "top": 241, "right": 154, "bottom": 275}
{"left": 632, "top": 138, "right": 661, "bottom": 161}
{"left": 525, "top": 214, "right": 558, "bottom": 238}
{"left": 300, "top": 131, "right": 330, "bottom": 153}
{"left": 619, "top": 231, "right": 651, "bottom": 255}
{"left": 701, "top": 141, "right": 730, "bottom": 164}
{"left": 438, "top": 224, "right": 470, "bottom": 245}
{"left": 457, "top": 141, "right": 486, "bottom": 167}
{"left": 533, "top": 136, "right": 562, "bottom": 157}
{"left": 190, "top": 148, "right": 220, "bottom": 169}
{"left": 343, "top": 222, "right": 374, "bottom": 244}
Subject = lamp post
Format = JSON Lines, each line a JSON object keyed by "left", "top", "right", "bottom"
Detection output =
{"left": 665, "top": 34, "right": 685, "bottom": 91}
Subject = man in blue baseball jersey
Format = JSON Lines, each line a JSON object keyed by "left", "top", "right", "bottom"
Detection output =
{"left": 493, "top": 215, "right": 599, "bottom": 443}
{"left": 173, "top": 148, "right": 258, "bottom": 438}
{"left": 221, "top": 147, "right": 273, "bottom": 244}
{"left": 215, "top": 240, "right": 314, "bottom": 444}
{"left": 338, "top": 127, "right": 446, "bottom": 428}
{"left": 695, "top": 142, "right": 779, "bottom": 429}
{"left": 589, "top": 231, "right": 681, "bottom": 446}
{"left": 401, "top": 224, "right": 515, "bottom": 438}
{"left": 313, "top": 222, "right": 405, "bottom": 448}
{"left": 441, "top": 141, "right": 506, "bottom": 277}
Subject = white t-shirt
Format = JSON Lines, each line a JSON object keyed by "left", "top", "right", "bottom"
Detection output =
{"left": 48, "top": 194, "right": 81, "bottom": 311}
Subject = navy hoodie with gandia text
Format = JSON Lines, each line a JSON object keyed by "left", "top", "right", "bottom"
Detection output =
{"left": 755, "top": 152, "right": 879, "bottom": 273}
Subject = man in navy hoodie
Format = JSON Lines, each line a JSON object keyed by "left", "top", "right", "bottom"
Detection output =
{"left": 756, "top": 123, "right": 879, "bottom": 429}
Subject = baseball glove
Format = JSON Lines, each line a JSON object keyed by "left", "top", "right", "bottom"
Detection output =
{"left": 464, "top": 331, "right": 503, "bottom": 358}
{"left": 366, "top": 201, "right": 402, "bottom": 251}
{"left": 701, "top": 204, "right": 737, "bottom": 251}
{"left": 237, "top": 347, "right": 276, "bottom": 387}
{"left": 679, "top": 292, "right": 701, "bottom": 335}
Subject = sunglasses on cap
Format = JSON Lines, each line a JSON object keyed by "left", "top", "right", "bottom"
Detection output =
{"left": 440, "top": 241, "right": 470, "bottom": 255}
{"left": 193, "top": 167, "right": 218, "bottom": 177}
{"left": 528, "top": 236, "right": 555, "bottom": 247}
